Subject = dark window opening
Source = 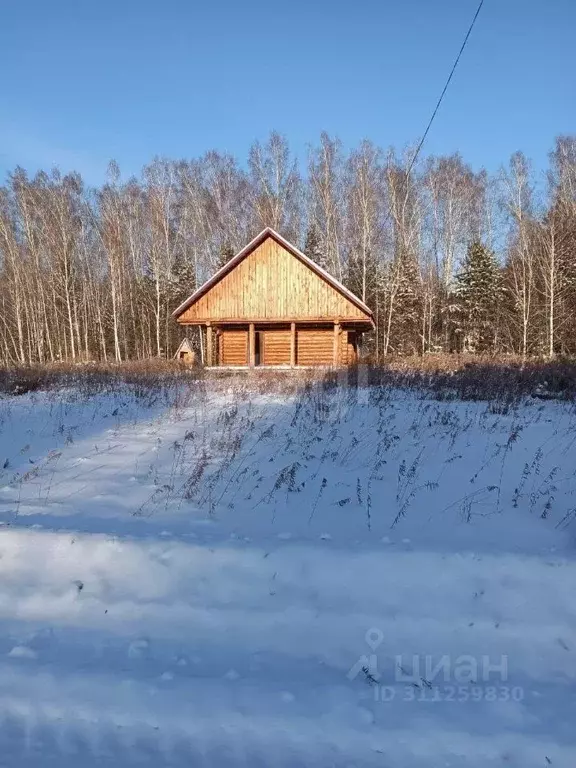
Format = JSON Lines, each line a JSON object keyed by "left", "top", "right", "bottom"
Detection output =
{"left": 255, "top": 332, "right": 261, "bottom": 366}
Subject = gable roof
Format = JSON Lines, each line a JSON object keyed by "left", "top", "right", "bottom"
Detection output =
{"left": 173, "top": 337, "right": 194, "bottom": 358}
{"left": 172, "top": 227, "right": 373, "bottom": 321}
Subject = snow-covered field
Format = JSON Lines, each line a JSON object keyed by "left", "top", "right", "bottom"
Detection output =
{"left": 0, "top": 376, "right": 574, "bottom": 767}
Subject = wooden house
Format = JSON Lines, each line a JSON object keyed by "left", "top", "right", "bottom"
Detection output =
{"left": 172, "top": 228, "right": 374, "bottom": 367}
{"left": 173, "top": 337, "right": 195, "bottom": 365}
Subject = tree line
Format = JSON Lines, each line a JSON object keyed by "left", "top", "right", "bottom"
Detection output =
{"left": 0, "top": 132, "right": 574, "bottom": 365}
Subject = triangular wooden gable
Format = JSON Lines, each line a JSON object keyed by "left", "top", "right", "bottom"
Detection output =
{"left": 173, "top": 228, "right": 373, "bottom": 325}
{"left": 173, "top": 337, "right": 194, "bottom": 358}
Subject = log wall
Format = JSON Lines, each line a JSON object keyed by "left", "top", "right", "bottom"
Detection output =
{"left": 219, "top": 329, "right": 248, "bottom": 365}
{"left": 262, "top": 328, "right": 291, "bottom": 365}
{"left": 218, "top": 324, "right": 361, "bottom": 366}
{"left": 343, "top": 331, "right": 358, "bottom": 365}
{"left": 296, "top": 329, "right": 333, "bottom": 366}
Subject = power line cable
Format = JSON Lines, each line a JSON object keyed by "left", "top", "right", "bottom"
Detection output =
{"left": 406, "top": 0, "right": 485, "bottom": 178}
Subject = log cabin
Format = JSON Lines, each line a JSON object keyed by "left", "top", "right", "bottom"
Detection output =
{"left": 172, "top": 227, "right": 374, "bottom": 367}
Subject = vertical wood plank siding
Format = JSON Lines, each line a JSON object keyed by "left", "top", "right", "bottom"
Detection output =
{"left": 178, "top": 237, "right": 368, "bottom": 323}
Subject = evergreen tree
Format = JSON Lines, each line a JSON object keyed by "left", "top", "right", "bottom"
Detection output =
{"left": 346, "top": 243, "right": 379, "bottom": 308}
{"left": 165, "top": 252, "right": 196, "bottom": 354}
{"left": 216, "top": 242, "right": 236, "bottom": 270}
{"left": 382, "top": 251, "right": 423, "bottom": 355}
{"left": 304, "top": 223, "right": 328, "bottom": 270}
{"left": 393, "top": 253, "right": 423, "bottom": 355}
{"left": 451, "top": 241, "right": 504, "bottom": 353}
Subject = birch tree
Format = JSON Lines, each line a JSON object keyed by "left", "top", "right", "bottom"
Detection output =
{"left": 500, "top": 152, "right": 538, "bottom": 358}
{"left": 307, "top": 133, "right": 345, "bottom": 277}
{"left": 248, "top": 132, "right": 302, "bottom": 242}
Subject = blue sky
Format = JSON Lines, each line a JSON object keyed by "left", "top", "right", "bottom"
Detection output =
{"left": 0, "top": 0, "right": 574, "bottom": 184}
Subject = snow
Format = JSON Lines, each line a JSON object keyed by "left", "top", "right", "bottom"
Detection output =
{"left": 0, "top": 379, "right": 574, "bottom": 766}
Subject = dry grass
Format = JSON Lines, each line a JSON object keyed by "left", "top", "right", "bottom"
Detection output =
{"left": 2, "top": 355, "right": 576, "bottom": 402}
{"left": 0, "top": 360, "right": 201, "bottom": 397}
{"left": 362, "top": 355, "right": 576, "bottom": 401}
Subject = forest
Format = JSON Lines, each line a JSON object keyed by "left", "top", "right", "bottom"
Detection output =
{"left": 0, "top": 132, "right": 574, "bottom": 365}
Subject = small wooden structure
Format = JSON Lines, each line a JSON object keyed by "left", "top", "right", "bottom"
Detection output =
{"left": 173, "top": 337, "right": 195, "bottom": 365}
{"left": 172, "top": 228, "right": 374, "bottom": 367}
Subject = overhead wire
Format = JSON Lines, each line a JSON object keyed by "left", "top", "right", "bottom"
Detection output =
{"left": 405, "top": 0, "right": 485, "bottom": 178}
